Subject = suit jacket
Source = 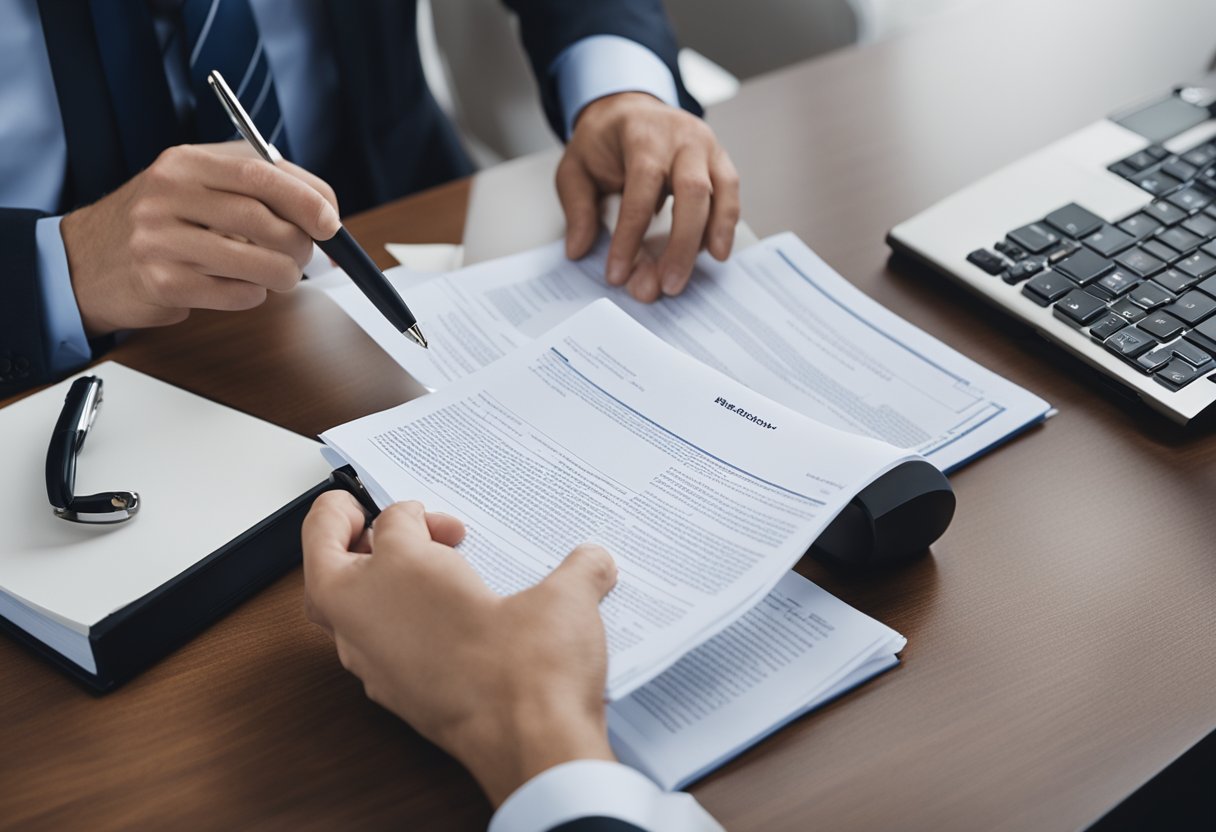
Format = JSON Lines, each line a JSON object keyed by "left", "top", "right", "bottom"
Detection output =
{"left": 0, "top": 0, "right": 699, "bottom": 398}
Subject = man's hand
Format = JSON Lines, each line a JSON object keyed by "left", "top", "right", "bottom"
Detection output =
{"left": 60, "top": 142, "right": 341, "bottom": 337}
{"left": 557, "top": 92, "right": 741, "bottom": 302}
{"left": 302, "top": 491, "right": 619, "bottom": 807}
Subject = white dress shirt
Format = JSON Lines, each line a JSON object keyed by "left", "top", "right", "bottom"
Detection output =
{"left": 0, "top": 0, "right": 680, "bottom": 378}
{"left": 492, "top": 760, "right": 725, "bottom": 832}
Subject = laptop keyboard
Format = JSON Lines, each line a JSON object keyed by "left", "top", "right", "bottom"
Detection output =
{"left": 966, "top": 137, "right": 1216, "bottom": 392}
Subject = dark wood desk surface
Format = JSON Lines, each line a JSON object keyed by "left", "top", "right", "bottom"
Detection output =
{"left": 4, "top": 0, "right": 1216, "bottom": 829}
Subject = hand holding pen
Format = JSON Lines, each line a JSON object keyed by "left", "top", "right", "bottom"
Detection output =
{"left": 207, "top": 70, "right": 428, "bottom": 349}
{"left": 58, "top": 140, "right": 343, "bottom": 339}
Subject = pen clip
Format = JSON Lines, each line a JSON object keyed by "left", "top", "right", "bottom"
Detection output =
{"left": 206, "top": 70, "right": 282, "bottom": 164}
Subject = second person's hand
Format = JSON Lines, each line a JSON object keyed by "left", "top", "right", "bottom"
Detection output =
{"left": 557, "top": 92, "right": 741, "bottom": 303}
{"left": 60, "top": 141, "right": 340, "bottom": 337}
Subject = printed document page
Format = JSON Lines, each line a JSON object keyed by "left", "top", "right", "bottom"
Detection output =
{"left": 325, "top": 232, "right": 1049, "bottom": 472}
{"left": 321, "top": 301, "right": 911, "bottom": 699}
{"left": 608, "top": 569, "right": 904, "bottom": 790}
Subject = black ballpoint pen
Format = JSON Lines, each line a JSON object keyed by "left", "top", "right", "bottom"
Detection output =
{"left": 207, "top": 70, "right": 428, "bottom": 349}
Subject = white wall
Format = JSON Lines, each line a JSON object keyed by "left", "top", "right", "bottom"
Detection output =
{"left": 851, "top": 0, "right": 986, "bottom": 41}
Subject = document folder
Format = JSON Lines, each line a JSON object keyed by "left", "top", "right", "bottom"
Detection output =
{"left": 0, "top": 474, "right": 350, "bottom": 693}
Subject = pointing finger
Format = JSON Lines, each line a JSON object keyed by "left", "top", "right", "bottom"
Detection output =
{"left": 557, "top": 156, "right": 601, "bottom": 260}
{"left": 707, "top": 149, "right": 741, "bottom": 261}
{"left": 606, "top": 157, "right": 665, "bottom": 286}
{"left": 658, "top": 147, "right": 712, "bottom": 296}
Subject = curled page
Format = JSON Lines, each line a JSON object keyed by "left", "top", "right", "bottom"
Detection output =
{"left": 322, "top": 301, "right": 912, "bottom": 699}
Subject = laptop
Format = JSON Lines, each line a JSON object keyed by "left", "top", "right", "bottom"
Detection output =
{"left": 888, "top": 76, "right": 1216, "bottom": 424}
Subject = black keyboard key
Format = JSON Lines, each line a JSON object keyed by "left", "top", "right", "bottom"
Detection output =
{"left": 1054, "top": 289, "right": 1108, "bottom": 326}
{"left": 1162, "top": 159, "right": 1199, "bottom": 182}
{"left": 1140, "top": 239, "right": 1179, "bottom": 263}
{"left": 1109, "top": 298, "right": 1148, "bottom": 323}
{"left": 1173, "top": 339, "right": 1213, "bottom": 368}
{"left": 1137, "top": 344, "right": 1174, "bottom": 372}
{"left": 1163, "top": 290, "right": 1216, "bottom": 325}
{"left": 1021, "top": 271, "right": 1075, "bottom": 304}
{"left": 1046, "top": 241, "right": 1081, "bottom": 264}
{"left": 1157, "top": 226, "right": 1204, "bottom": 254}
{"left": 1202, "top": 240, "right": 1216, "bottom": 259}
{"left": 1138, "top": 311, "right": 1185, "bottom": 341}
{"left": 1179, "top": 251, "right": 1216, "bottom": 280}
{"left": 967, "top": 248, "right": 1006, "bottom": 275}
{"left": 1183, "top": 143, "right": 1216, "bottom": 168}
{"left": 1115, "top": 248, "right": 1167, "bottom": 277}
{"left": 1088, "top": 312, "right": 1128, "bottom": 341}
{"left": 1122, "top": 150, "right": 1158, "bottom": 171}
{"left": 1198, "top": 274, "right": 1216, "bottom": 298}
{"left": 1183, "top": 213, "right": 1216, "bottom": 239}
{"left": 1091, "top": 268, "right": 1140, "bottom": 299}
{"left": 1044, "top": 203, "right": 1104, "bottom": 238}
{"left": 1119, "top": 213, "right": 1163, "bottom": 240}
{"left": 1128, "top": 280, "right": 1174, "bottom": 310}
{"left": 994, "top": 240, "right": 1027, "bottom": 260}
{"left": 1007, "top": 222, "right": 1061, "bottom": 254}
{"left": 1083, "top": 224, "right": 1135, "bottom": 257}
{"left": 1167, "top": 185, "right": 1213, "bottom": 213}
{"left": 1054, "top": 248, "right": 1114, "bottom": 284}
{"left": 1184, "top": 317, "right": 1216, "bottom": 353}
{"left": 1147, "top": 145, "right": 1170, "bottom": 160}
{"left": 1003, "top": 257, "right": 1046, "bottom": 284}
{"left": 1144, "top": 200, "right": 1189, "bottom": 226}
{"left": 1138, "top": 171, "right": 1182, "bottom": 196}
{"left": 1155, "top": 358, "right": 1203, "bottom": 389}
{"left": 1104, "top": 327, "right": 1157, "bottom": 359}
{"left": 1153, "top": 268, "right": 1198, "bottom": 294}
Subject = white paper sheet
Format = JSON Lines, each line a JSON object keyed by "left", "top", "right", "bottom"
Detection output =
{"left": 321, "top": 301, "right": 911, "bottom": 699}
{"left": 609, "top": 569, "right": 904, "bottom": 790}
{"left": 325, "top": 232, "right": 1050, "bottom": 473}
{"left": 384, "top": 242, "right": 465, "bottom": 273}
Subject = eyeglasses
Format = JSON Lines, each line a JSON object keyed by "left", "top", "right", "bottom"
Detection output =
{"left": 45, "top": 376, "right": 140, "bottom": 524}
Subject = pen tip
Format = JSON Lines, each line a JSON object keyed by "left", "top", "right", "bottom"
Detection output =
{"left": 406, "top": 324, "right": 429, "bottom": 350}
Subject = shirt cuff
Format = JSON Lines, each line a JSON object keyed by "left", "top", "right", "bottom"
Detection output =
{"left": 489, "top": 760, "right": 724, "bottom": 832}
{"left": 35, "top": 216, "right": 92, "bottom": 375}
{"left": 552, "top": 35, "right": 680, "bottom": 138}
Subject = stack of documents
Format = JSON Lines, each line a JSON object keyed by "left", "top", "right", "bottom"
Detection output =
{"left": 321, "top": 301, "right": 910, "bottom": 786}
{"left": 324, "top": 232, "right": 1052, "bottom": 474}
{"left": 609, "top": 570, "right": 904, "bottom": 790}
{"left": 318, "top": 231, "right": 1053, "bottom": 786}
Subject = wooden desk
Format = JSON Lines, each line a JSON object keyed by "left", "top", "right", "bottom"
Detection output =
{"left": 4, "top": 0, "right": 1216, "bottom": 828}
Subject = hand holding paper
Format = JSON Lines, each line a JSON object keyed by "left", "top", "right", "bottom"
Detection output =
{"left": 302, "top": 491, "right": 617, "bottom": 807}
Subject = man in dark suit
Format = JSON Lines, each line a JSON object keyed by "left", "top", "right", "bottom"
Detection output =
{"left": 3, "top": 3, "right": 736, "bottom": 825}
{"left": 0, "top": 0, "right": 740, "bottom": 399}
{"left": 303, "top": 491, "right": 726, "bottom": 831}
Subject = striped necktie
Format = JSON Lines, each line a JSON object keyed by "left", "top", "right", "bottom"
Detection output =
{"left": 180, "top": 0, "right": 291, "bottom": 157}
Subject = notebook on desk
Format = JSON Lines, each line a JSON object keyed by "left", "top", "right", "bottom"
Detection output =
{"left": 0, "top": 362, "right": 334, "bottom": 691}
